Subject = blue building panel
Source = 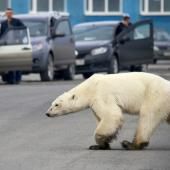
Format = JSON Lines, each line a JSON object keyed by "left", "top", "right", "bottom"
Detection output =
{"left": 67, "top": 0, "right": 85, "bottom": 25}
{"left": 141, "top": 15, "right": 170, "bottom": 32}
{"left": 10, "top": 0, "right": 170, "bottom": 32}
{"left": 123, "top": 0, "right": 140, "bottom": 22}
{"left": 12, "top": 0, "right": 29, "bottom": 14}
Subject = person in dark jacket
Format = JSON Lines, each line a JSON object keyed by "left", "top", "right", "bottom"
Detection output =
{"left": 114, "top": 13, "right": 132, "bottom": 38}
{"left": 0, "top": 8, "right": 24, "bottom": 84}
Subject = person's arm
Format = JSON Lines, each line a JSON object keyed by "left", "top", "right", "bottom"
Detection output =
{"left": 0, "top": 21, "right": 7, "bottom": 37}
{"left": 16, "top": 19, "right": 25, "bottom": 27}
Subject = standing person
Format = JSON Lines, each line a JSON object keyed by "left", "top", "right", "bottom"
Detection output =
{"left": 114, "top": 13, "right": 132, "bottom": 38}
{"left": 0, "top": 8, "right": 25, "bottom": 84}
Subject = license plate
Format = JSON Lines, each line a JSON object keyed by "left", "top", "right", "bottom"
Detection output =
{"left": 164, "top": 52, "right": 170, "bottom": 56}
{"left": 76, "top": 59, "right": 85, "bottom": 66}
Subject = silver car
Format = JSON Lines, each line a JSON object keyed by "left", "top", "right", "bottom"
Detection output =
{"left": 0, "top": 12, "right": 76, "bottom": 83}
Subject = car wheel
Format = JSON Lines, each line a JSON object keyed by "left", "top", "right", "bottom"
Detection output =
{"left": 108, "top": 57, "right": 119, "bottom": 74}
{"left": 40, "top": 54, "right": 54, "bottom": 81}
{"left": 1, "top": 73, "right": 7, "bottom": 82}
{"left": 130, "top": 65, "right": 143, "bottom": 72}
{"left": 83, "top": 72, "right": 93, "bottom": 79}
{"left": 53, "top": 71, "right": 63, "bottom": 80}
{"left": 63, "top": 64, "right": 75, "bottom": 80}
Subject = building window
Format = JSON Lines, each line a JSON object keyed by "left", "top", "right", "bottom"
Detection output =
{"left": 0, "top": 0, "right": 11, "bottom": 12}
{"left": 30, "top": 0, "right": 67, "bottom": 13}
{"left": 85, "top": 0, "right": 122, "bottom": 15}
{"left": 141, "top": 0, "right": 170, "bottom": 15}
{"left": 37, "top": 0, "right": 49, "bottom": 11}
{"left": 53, "top": 0, "right": 65, "bottom": 11}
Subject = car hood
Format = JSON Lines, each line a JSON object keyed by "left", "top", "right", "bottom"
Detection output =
{"left": 155, "top": 41, "right": 170, "bottom": 47}
{"left": 75, "top": 40, "right": 111, "bottom": 53}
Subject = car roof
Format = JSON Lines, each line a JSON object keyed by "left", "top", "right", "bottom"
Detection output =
{"left": 74, "top": 21, "right": 119, "bottom": 28}
{"left": 14, "top": 12, "right": 68, "bottom": 20}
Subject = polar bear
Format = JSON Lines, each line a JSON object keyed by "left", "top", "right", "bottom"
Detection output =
{"left": 46, "top": 72, "right": 170, "bottom": 150}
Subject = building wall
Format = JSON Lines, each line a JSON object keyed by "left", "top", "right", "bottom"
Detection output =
{"left": 67, "top": 0, "right": 85, "bottom": 25}
{"left": 10, "top": 0, "right": 170, "bottom": 32}
{"left": 12, "top": 0, "right": 29, "bottom": 14}
{"left": 140, "top": 16, "right": 170, "bottom": 32}
{"left": 67, "top": 0, "right": 170, "bottom": 32}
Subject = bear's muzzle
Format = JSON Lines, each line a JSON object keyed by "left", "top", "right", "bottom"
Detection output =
{"left": 46, "top": 113, "right": 57, "bottom": 118}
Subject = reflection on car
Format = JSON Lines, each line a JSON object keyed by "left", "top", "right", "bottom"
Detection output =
{"left": 73, "top": 20, "right": 154, "bottom": 79}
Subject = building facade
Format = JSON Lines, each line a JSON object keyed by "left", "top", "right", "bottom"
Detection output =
{"left": 0, "top": 0, "right": 170, "bottom": 31}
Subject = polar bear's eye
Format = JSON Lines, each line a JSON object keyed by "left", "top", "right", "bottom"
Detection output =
{"left": 55, "top": 104, "right": 59, "bottom": 107}
{"left": 71, "top": 94, "right": 75, "bottom": 100}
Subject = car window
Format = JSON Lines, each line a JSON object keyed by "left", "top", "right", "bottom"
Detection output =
{"left": 73, "top": 25, "right": 116, "bottom": 41}
{"left": 0, "top": 27, "right": 29, "bottom": 45}
{"left": 22, "top": 19, "right": 48, "bottom": 37}
{"left": 154, "top": 30, "right": 170, "bottom": 41}
{"left": 133, "top": 24, "right": 150, "bottom": 40}
{"left": 57, "top": 20, "right": 71, "bottom": 35}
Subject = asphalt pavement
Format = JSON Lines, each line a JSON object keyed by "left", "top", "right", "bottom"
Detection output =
{"left": 0, "top": 62, "right": 170, "bottom": 170}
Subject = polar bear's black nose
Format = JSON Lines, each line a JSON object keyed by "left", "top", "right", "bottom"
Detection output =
{"left": 46, "top": 113, "right": 50, "bottom": 117}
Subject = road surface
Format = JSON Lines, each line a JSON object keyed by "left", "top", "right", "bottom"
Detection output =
{"left": 0, "top": 63, "right": 170, "bottom": 170}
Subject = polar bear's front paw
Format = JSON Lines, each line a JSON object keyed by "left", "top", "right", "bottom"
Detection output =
{"left": 89, "top": 143, "right": 111, "bottom": 150}
{"left": 121, "top": 140, "right": 149, "bottom": 150}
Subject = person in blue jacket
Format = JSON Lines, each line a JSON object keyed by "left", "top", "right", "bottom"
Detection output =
{"left": 0, "top": 8, "right": 24, "bottom": 84}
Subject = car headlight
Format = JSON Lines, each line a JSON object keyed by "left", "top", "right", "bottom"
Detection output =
{"left": 75, "top": 50, "right": 79, "bottom": 56}
{"left": 91, "top": 47, "right": 108, "bottom": 56}
{"left": 154, "top": 46, "right": 159, "bottom": 52}
{"left": 32, "top": 43, "right": 44, "bottom": 51}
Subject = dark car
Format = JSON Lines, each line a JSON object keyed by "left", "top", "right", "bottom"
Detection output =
{"left": 73, "top": 20, "right": 154, "bottom": 78}
{"left": 154, "top": 29, "right": 170, "bottom": 61}
{"left": 0, "top": 12, "right": 76, "bottom": 82}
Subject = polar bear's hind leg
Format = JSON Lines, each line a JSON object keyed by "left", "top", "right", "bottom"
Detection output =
{"left": 122, "top": 108, "right": 165, "bottom": 150}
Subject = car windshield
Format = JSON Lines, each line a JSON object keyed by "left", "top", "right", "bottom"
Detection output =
{"left": 0, "top": 27, "right": 29, "bottom": 45}
{"left": 22, "top": 19, "right": 48, "bottom": 37}
{"left": 154, "top": 30, "right": 170, "bottom": 41}
{"left": 73, "top": 25, "right": 115, "bottom": 41}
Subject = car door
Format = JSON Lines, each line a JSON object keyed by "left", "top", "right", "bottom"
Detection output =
{"left": 0, "top": 27, "right": 32, "bottom": 72}
{"left": 117, "top": 20, "right": 153, "bottom": 66}
{"left": 53, "top": 19, "right": 75, "bottom": 66}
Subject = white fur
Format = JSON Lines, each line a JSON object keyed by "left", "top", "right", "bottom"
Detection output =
{"left": 47, "top": 72, "right": 170, "bottom": 145}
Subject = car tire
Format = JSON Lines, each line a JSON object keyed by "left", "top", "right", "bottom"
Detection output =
{"left": 108, "top": 57, "right": 119, "bottom": 74}
{"left": 82, "top": 72, "right": 93, "bottom": 79}
{"left": 1, "top": 73, "right": 7, "bottom": 82}
{"left": 130, "top": 65, "right": 143, "bottom": 72}
{"left": 40, "top": 54, "right": 54, "bottom": 81}
{"left": 63, "top": 64, "right": 75, "bottom": 80}
{"left": 53, "top": 71, "right": 63, "bottom": 80}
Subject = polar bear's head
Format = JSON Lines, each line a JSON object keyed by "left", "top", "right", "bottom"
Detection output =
{"left": 46, "top": 90, "right": 89, "bottom": 118}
